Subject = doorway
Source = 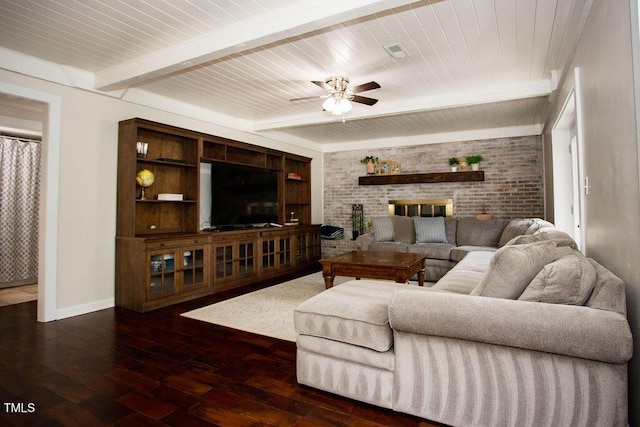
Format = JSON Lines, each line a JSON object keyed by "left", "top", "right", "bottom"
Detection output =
{"left": 551, "top": 68, "right": 586, "bottom": 253}
{"left": 0, "top": 82, "right": 61, "bottom": 321}
{"left": 0, "top": 96, "right": 43, "bottom": 307}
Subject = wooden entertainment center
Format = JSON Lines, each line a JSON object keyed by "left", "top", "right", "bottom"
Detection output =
{"left": 115, "top": 118, "right": 321, "bottom": 312}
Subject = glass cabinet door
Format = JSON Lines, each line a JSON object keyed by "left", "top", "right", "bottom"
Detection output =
{"left": 182, "top": 247, "right": 207, "bottom": 290}
{"left": 148, "top": 251, "right": 176, "bottom": 298}
{"left": 279, "top": 235, "right": 292, "bottom": 267}
{"left": 213, "top": 243, "right": 234, "bottom": 282}
{"left": 296, "top": 234, "right": 307, "bottom": 262}
{"left": 262, "top": 238, "right": 277, "bottom": 270}
{"left": 237, "top": 240, "right": 256, "bottom": 278}
{"left": 309, "top": 232, "right": 321, "bottom": 259}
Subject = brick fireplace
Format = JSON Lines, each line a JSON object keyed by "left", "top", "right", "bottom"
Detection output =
{"left": 321, "top": 135, "right": 544, "bottom": 257}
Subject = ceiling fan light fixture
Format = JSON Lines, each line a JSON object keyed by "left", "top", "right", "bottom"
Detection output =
{"left": 323, "top": 95, "right": 352, "bottom": 115}
{"left": 337, "top": 98, "right": 352, "bottom": 113}
{"left": 322, "top": 96, "right": 336, "bottom": 111}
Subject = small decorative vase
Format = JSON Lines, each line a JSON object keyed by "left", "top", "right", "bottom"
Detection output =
{"left": 475, "top": 213, "right": 493, "bottom": 220}
{"left": 471, "top": 163, "right": 480, "bottom": 171}
{"left": 366, "top": 161, "right": 376, "bottom": 174}
{"left": 451, "top": 166, "right": 458, "bottom": 172}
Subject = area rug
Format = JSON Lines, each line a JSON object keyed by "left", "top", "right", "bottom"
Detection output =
{"left": 181, "top": 272, "right": 351, "bottom": 342}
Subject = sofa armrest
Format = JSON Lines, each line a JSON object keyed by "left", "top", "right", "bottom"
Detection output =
{"left": 388, "top": 290, "right": 632, "bottom": 364}
{"left": 355, "top": 232, "right": 375, "bottom": 250}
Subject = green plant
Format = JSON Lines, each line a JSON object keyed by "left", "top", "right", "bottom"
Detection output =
{"left": 448, "top": 157, "right": 460, "bottom": 166}
{"left": 466, "top": 154, "right": 484, "bottom": 164}
{"left": 360, "top": 156, "right": 378, "bottom": 164}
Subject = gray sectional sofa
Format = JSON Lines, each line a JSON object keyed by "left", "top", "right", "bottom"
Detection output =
{"left": 295, "top": 222, "right": 633, "bottom": 426}
{"left": 356, "top": 216, "right": 556, "bottom": 282}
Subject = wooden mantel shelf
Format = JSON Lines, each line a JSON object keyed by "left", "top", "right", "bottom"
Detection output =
{"left": 358, "top": 170, "right": 484, "bottom": 185}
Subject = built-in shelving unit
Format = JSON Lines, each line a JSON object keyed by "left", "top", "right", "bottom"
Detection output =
{"left": 358, "top": 171, "right": 484, "bottom": 185}
{"left": 115, "top": 118, "right": 320, "bottom": 312}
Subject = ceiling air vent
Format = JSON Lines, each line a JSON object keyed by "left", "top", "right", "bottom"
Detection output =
{"left": 384, "top": 43, "right": 410, "bottom": 59}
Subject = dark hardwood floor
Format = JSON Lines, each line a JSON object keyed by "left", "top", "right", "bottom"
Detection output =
{"left": 0, "top": 277, "right": 442, "bottom": 426}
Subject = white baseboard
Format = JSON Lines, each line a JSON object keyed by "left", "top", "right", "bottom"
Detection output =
{"left": 56, "top": 298, "right": 115, "bottom": 320}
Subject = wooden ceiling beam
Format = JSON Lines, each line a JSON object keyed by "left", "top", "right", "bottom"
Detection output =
{"left": 94, "top": 0, "right": 422, "bottom": 91}
{"left": 253, "top": 79, "right": 553, "bottom": 131}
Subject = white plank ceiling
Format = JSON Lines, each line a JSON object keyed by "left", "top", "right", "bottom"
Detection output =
{"left": 0, "top": 0, "right": 591, "bottom": 149}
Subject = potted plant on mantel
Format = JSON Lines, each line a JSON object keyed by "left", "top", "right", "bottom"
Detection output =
{"left": 360, "top": 156, "right": 378, "bottom": 175}
{"left": 466, "top": 154, "right": 484, "bottom": 171}
{"left": 448, "top": 157, "right": 460, "bottom": 172}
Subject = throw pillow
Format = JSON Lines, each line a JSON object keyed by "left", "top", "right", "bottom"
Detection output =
{"left": 413, "top": 216, "right": 447, "bottom": 243}
{"left": 506, "top": 229, "right": 578, "bottom": 250}
{"left": 470, "top": 240, "right": 558, "bottom": 299}
{"left": 519, "top": 252, "right": 597, "bottom": 305}
{"left": 372, "top": 217, "right": 394, "bottom": 242}
{"left": 456, "top": 217, "right": 508, "bottom": 247}
{"left": 394, "top": 216, "right": 416, "bottom": 243}
{"left": 498, "top": 219, "right": 534, "bottom": 247}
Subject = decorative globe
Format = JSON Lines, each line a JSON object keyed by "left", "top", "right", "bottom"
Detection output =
{"left": 136, "top": 169, "right": 154, "bottom": 188}
{"left": 135, "top": 169, "right": 154, "bottom": 200}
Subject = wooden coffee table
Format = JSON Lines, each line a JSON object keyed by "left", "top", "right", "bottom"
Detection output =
{"left": 320, "top": 251, "right": 426, "bottom": 289}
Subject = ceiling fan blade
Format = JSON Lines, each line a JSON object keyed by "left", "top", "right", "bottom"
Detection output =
{"left": 351, "top": 81, "right": 380, "bottom": 93}
{"left": 351, "top": 95, "right": 379, "bottom": 106}
{"left": 311, "top": 80, "right": 330, "bottom": 90}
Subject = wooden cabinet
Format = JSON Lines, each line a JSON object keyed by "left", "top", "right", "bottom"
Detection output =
{"left": 117, "top": 119, "right": 200, "bottom": 236}
{"left": 284, "top": 157, "right": 311, "bottom": 224}
{"left": 260, "top": 228, "right": 295, "bottom": 274}
{"left": 116, "top": 235, "right": 211, "bottom": 312}
{"left": 147, "top": 244, "right": 208, "bottom": 299}
{"left": 296, "top": 228, "right": 322, "bottom": 264}
{"left": 211, "top": 232, "right": 258, "bottom": 288}
{"left": 115, "top": 118, "right": 320, "bottom": 312}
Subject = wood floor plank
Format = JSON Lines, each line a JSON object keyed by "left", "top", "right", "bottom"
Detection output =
{"left": 0, "top": 277, "right": 443, "bottom": 426}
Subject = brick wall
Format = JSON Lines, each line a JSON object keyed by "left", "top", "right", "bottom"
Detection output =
{"left": 321, "top": 135, "right": 543, "bottom": 256}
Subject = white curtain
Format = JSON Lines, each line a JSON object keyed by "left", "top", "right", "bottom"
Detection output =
{"left": 0, "top": 137, "right": 41, "bottom": 288}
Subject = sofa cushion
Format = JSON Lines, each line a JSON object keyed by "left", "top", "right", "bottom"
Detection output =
{"left": 585, "top": 259, "right": 628, "bottom": 316}
{"left": 394, "top": 216, "right": 416, "bottom": 243}
{"left": 498, "top": 218, "right": 535, "bottom": 247}
{"left": 450, "top": 246, "right": 498, "bottom": 262}
{"left": 519, "top": 252, "right": 597, "bottom": 305}
{"left": 470, "top": 240, "right": 558, "bottom": 299}
{"left": 444, "top": 217, "right": 457, "bottom": 244}
{"left": 372, "top": 217, "right": 394, "bottom": 241}
{"left": 368, "top": 241, "right": 411, "bottom": 253}
{"left": 297, "top": 335, "right": 395, "bottom": 371}
{"left": 433, "top": 251, "right": 494, "bottom": 294}
{"left": 507, "top": 228, "right": 578, "bottom": 249}
{"left": 408, "top": 243, "right": 456, "bottom": 260}
{"left": 456, "top": 217, "right": 509, "bottom": 247}
{"left": 525, "top": 219, "right": 555, "bottom": 235}
{"left": 413, "top": 216, "right": 447, "bottom": 243}
{"left": 294, "top": 280, "right": 402, "bottom": 352}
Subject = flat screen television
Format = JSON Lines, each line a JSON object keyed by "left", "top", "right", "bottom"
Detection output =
{"left": 209, "top": 162, "right": 279, "bottom": 227}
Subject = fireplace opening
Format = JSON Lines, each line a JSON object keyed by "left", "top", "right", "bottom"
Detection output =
{"left": 388, "top": 199, "right": 453, "bottom": 217}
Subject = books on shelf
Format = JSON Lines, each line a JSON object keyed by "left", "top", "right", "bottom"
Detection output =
{"left": 157, "top": 193, "right": 184, "bottom": 201}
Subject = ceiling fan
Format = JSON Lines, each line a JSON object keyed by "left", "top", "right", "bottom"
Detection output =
{"left": 290, "top": 76, "right": 380, "bottom": 117}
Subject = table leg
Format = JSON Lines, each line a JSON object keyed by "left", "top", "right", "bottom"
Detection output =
{"left": 323, "top": 274, "right": 335, "bottom": 289}
{"left": 321, "top": 263, "right": 335, "bottom": 289}
{"left": 418, "top": 259, "right": 426, "bottom": 286}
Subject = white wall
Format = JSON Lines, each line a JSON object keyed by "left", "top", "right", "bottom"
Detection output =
{"left": 0, "top": 68, "right": 323, "bottom": 319}
{"left": 544, "top": 0, "right": 640, "bottom": 422}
